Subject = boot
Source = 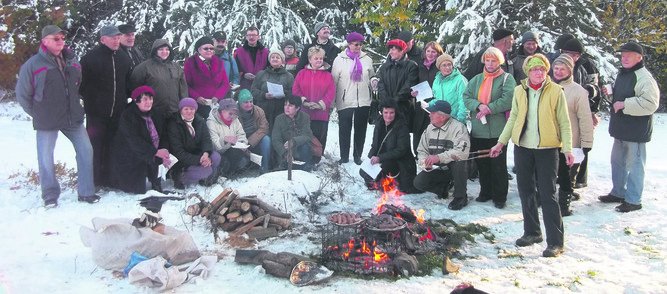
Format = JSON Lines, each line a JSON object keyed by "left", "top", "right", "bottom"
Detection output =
{"left": 558, "top": 190, "right": 573, "bottom": 217}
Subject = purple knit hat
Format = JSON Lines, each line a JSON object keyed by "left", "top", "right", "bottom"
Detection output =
{"left": 346, "top": 32, "right": 364, "bottom": 43}
{"left": 178, "top": 97, "right": 198, "bottom": 110}
{"left": 131, "top": 85, "right": 155, "bottom": 102}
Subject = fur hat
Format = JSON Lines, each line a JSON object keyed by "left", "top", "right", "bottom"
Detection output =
{"left": 346, "top": 32, "right": 364, "bottom": 43}
{"left": 386, "top": 39, "right": 407, "bottom": 51}
{"left": 237, "top": 89, "right": 253, "bottom": 103}
{"left": 561, "top": 38, "right": 584, "bottom": 53}
{"left": 269, "top": 49, "right": 285, "bottom": 62}
{"left": 481, "top": 47, "right": 505, "bottom": 65}
{"left": 553, "top": 54, "right": 574, "bottom": 73}
{"left": 617, "top": 41, "right": 644, "bottom": 56}
{"left": 131, "top": 85, "right": 155, "bottom": 102}
{"left": 313, "top": 22, "right": 329, "bottom": 35}
{"left": 492, "top": 28, "right": 514, "bottom": 41}
{"left": 522, "top": 53, "right": 551, "bottom": 76}
{"left": 521, "top": 31, "right": 539, "bottom": 44}
{"left": 554, "top": 33, "right": 575, "bottom": 50}
{"left": 193, "top": 36, "right": 214, "bottom": 54}
{"left": 436, "top": 53, "right": 454, "bottom": 70}
{"left": 178, "top": 97, "right": 198, "bottom": 111}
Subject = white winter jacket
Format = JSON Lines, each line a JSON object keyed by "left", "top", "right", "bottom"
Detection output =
{"left": 331, "top": 51, "right": 375, "bottom": 111}
{"left": 207, "top": 109, "right": 248, "bottom": 153}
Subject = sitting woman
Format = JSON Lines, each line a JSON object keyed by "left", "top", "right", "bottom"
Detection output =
{"left": 360, "top": 99, "right": 416, "bottom": 193}
{"left": 272, "top": 96, "right": 314, "bottom": 171}
{"left": 110, "top": 86, "right": 171, "bottom": 193}
{"left": 166, "top": 98, "right": 222, "bottom": 188}
{"left": 207, "top": 98, "right": 250, "bottom": 177}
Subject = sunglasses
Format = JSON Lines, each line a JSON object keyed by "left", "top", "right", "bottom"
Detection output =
{"left": 200, "top": 47, "right": 215, "bottom": 51}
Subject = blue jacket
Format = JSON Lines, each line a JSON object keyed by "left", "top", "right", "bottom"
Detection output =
{"left": 218, "top": 50, "right": 239, "bottom": 85}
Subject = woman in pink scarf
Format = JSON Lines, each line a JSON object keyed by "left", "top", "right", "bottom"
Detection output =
{"left": 332, "top": 32, "right": 376, "bottom": 165}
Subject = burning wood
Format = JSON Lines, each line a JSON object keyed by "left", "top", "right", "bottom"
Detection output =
{"left": 186, "top": 189, "right": 291, "bottom": 241}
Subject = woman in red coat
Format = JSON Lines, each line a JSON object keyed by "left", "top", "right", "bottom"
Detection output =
{"left": 183, "top": 36, "right": 229, "bottom": 119}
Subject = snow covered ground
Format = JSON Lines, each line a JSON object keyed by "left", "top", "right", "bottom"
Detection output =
{"left": 0, "top": 100, "right": 665, "bottom": 293}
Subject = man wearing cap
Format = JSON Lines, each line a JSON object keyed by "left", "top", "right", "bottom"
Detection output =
{"left": 546, "top": 33, "right": 574, "bottom": 64}
{"left": 296, "top": 22, "right": 341, "bottom": 72}
{"left": 463, "top": 28, "right": 515, "bottom": 80}
{"left": 511, "top": 31, "right": 543, "bottom": 82}
{"left": 376, "top": 39, "right": 419, "bottom": 134}
{"left": 598, "top": 41, "right": 660, "bottom": 213}
{"left": 237, "top": 89, "right": 271, "bottom": 172}
{"left": 559, "top": 37, "right": 602, "bottom": 189}
{"left": 16, "top": 25, "right": 99, "bottom": 207}
{"left": 235, "top": 26, "right": 269, "bottom": 90}
{"left": 80, "top": 25, "right": 132, "bottom": 188}
{"left": 117, "top": 24, "right": 145, "bottom": 70}
{"left": 414, "top": 100, "right": 470, "bottom": 210}
{"left": 213, "top": 31, "right": 240, "bottom": 86}
{"left": 397, "top": 30, "right": 423, "bottom": 65}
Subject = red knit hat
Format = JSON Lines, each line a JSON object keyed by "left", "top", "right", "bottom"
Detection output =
{"left": 386, "top": 39, "right": 407, "bottom": 51}
{"left": 131, "top": 85, "right": 156, "bottom": 102}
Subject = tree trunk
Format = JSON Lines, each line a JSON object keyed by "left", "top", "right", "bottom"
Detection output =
{"left": 262, "top": 260, "right": 293, "bottom": 279}
{"left": 234, "top": 249, "right": 276, "bottom": 265}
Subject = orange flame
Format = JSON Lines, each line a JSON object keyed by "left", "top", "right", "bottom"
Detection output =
{"left": 373, "top": 175, "right": 405, "bottom": 214}
{"left": 412, "top": 209, "right": 426, "bottom": 224}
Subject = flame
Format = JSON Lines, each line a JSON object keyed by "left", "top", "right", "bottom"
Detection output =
{"left": 373, "top": 247, "right": 388, "bottom": 262}
{"left": 373, "top": 175, "right": 405, "bottom": 214}
{"left": 412, "top": 209, "right": 426, "bottom": 224}
{"left": 419, "top": 227, "right": 435, "bottom": 242}
{"left": 338, "top": 238, "right": 390, "bottom": 264}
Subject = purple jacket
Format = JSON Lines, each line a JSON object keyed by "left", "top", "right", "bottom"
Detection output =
{"left": 292, "top": 66, "right": 336, "bottom": 121}
{"left": 235, "top": 42, "right": 269, "bottom": 90}
{"left": 184, "top": 54, "right": 229, "bottom": 99}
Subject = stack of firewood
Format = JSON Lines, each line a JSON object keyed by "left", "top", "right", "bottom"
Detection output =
{"left": 186, "top": 188, "right": 292, "bottom": 240}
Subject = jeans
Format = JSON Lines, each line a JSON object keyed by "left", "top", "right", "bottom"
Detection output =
{"left": 250, "top": 135, "right": 271, "bottom": 172}
{"left": 515, "top": 146, "right": 563, "bottom": 247}
{"left": 610, "top": 139, "right": 646, "bottom": 205}
{"left": 36, "top": 123, "right": 95, "bottom": 201}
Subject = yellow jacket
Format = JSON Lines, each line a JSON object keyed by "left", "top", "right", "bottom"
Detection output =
{"left": 499, "top": 76, "right": 572, "bottom": 153}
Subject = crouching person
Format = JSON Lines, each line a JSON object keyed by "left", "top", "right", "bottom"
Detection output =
{"left": 237, "top": 89, "right": 272, "bottom": 173}
{"left": 272, "top": 96, "right": 314, "bottom": 171}
{"left": 414, "top": 101, "right": 470, "bottom": 210}
{"left": 167, "top": 98, "right": 221, "bottom": 188}
{"left": 360, "top": 99, "right": 417, "bottom": 193}
{"left": 111, "top": 86, "right": 171, "bottom": 193}
{"left": 207, "top": 98, "right": 250, "bottom": 178}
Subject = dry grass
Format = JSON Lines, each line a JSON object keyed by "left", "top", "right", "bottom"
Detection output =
{"left": 8, "top": 161, "right": 78, "bottom": 190}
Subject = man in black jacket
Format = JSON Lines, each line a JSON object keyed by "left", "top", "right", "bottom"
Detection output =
{"left": 296, "top": 22, "right": 340, "bottom": 72}
{"left": 376, "top": 39, "right": 419, "bottom": 137}
{"left": 118, "top": 24, "right": 145, "bottom": 71}
{"left": 80, "top": 25, "right": 132, "bottom": 188}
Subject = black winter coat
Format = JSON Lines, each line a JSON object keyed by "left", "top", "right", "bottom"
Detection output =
{"left": 367, "top": 116, "right": 416, "bottom": 191}
{"left": 377, "top": 57, "right": 419, "bottom": 121}
{"left": 296, "top": 40, "right": 341, "bottom": 72}
{"left": 80, "top": 44, "right": 132, "bottom": 118}
{"left": 166, "top": 113, "right": 214, "bottom": 169}
{"left": 110, "top": 104, "right": 167, "bottom": 193}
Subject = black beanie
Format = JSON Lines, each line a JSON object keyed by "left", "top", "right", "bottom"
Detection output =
{"left": 193, "top": 36, "right": 214, "bottom": 54}
{"left": 492, "top": 28, "right": 514, "bottom": 41}
{"left": 554, "top": 33, "right": 575, "bottom": 50}
{"left": 561, "top": 38, "right": 584, "bottom": 54}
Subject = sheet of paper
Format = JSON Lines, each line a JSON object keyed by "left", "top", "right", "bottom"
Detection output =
{"left": 158, "top": 154, "right": 179, "bottom": 179}
{"left": 572, "top": 148, "right": 585, "bottom": 164}
{"left": 250, "top": 152, "right": 262, "bottom": 166}
{"left": 410, "top": 81, "right": 433, "bottom": 101}
{"left": 266, "top": 82, "right": 285, "bottom": 98}
{"left": 360, "top": 158, "right": 382, "bottom": 179}
{"left": 231, "top": 142, "right": 250, "bottom": 149}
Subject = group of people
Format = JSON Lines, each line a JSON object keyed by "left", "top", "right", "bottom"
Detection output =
{"left": 16, "top": 22, "right": 659, "bottom": 258}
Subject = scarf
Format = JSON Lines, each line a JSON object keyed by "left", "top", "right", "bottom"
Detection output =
{"left": 142, "top": 115, "right": 160, "bottom": 148}
{"left": 221, "top": 115, "right": 233, "bottom": 127}
{"left": 346, "top": 48, "right": 363, "bottom": 82}
{"left": 477, "top": 68, "right": 505, "bottom": 105}
{"left": 181, "top": 115, "right": 195, "bottom": 137}
{"left": 239, "top": 109, "right": 257, "bottom": 136}
{"left": 423, "top": 58, "right": 436, "bottom": 69}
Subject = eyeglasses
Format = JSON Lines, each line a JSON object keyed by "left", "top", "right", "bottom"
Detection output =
{"left": 45, "top": 37, "right": 65, "bottom": 42}
{"left": 349, "top": 43, "right": 363, "bottom": 47}
{"left": 246, "top": 34, "right": 259, "bottom": 37}
{"left": 441, "top": 63, "right": 453, "bottom": 68}
{"left": 200, "top": 47, "right": 215, "bottom": 51}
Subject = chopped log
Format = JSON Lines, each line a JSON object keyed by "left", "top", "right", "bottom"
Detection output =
{"left": 215, "top": 191, "right": 238, "bottom": 215}
{"left": 210, "top": 188, "right": 233, "bottom": 212}
{"left": 243, "top": 198, "right": 291, "bottom": 219}
{"left": 267, "top": 224, "right": 282, "bottom": 231}
{"left": 262, "top": 260, "right": 292, "bottom": 279}
{"left": 241, "top": 212, "right": 254, "bottom": 223}
{"left": 240, "top": 202, "right": 251, "bottom": 212}
{"left": 234, "top": 249, "right": 276, "bottom": 265}
{"left": 219, "top": 221, "right": 243, "bottom": 232}
{"left": 186, "top": 204, "right": 201, "bottom": 216}
{"left": 268, "top": 215, "right": 291, "bottom": 230}
{"left": 229, "top": 200, "right": 242, "bottom": 212}
{"left": 216, "top": 215, "right": 227, "bottom": 224}
{"left": 226, "top": 211, "right": 241, "bottom": 220}
{"left": 247, "top": 227, "right": 279, "bottom": 241}
{"left": 219, "top": 207, "right": 229, "bottom": 216}
{"left": 199, "top": 206, "right": 211, "bottom": 217}
{"left": 250, "top": 205, "right": 266, "bottom": 217}
{"left": 232, "top": 215, "right": 270, "bottom": 236}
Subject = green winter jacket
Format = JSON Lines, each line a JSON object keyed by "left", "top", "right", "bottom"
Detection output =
{"left": 271, "top": 111, "right": 313, "bottom": 161}
{"left": 463, "top": 71, "right": 515, "bottom": 139}
{"left": 431, "top": 68, "right": 468, "bottom": 123}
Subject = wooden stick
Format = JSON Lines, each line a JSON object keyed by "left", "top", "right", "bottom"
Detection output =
{"left": 231, "top": 215, "right": 269, "bottom": 236}
{"left": 268, "top": 215, "right": 291, "bottom": 230}
{"left": 210, "top": 188, "right": 233, "bottom": 212}
{"left": 216, "top": 191, "right": 238, "bottom": 215}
